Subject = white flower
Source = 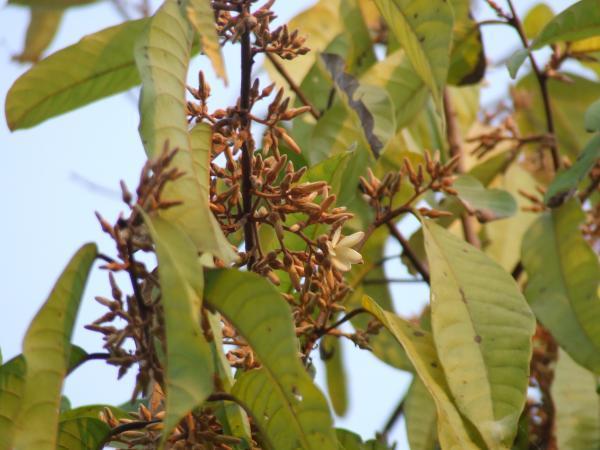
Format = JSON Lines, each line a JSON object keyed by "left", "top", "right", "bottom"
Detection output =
{"left": 327, "top": 228, "right": 364, "bottom": 272}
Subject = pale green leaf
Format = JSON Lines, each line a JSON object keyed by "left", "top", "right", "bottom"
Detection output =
{"left": 5, "top": 18, "right": 147, "bottom": 130}
{"left": 553, "top": 349, "right": 600, "bottom": 450}
{"left": 404, "top": 377, "right": 437, "bottom": 450}
{"left": 141, "top": 213, "right": 214, "bottom": 436}
{"left": 515, "top": 73, "right": 600, "bottom": 159}
{"left": 341, "top": 0, "right": 377, "bottom": 75}
{"left": 322, "top": 336, "right": 348, "bottom": 416}
{"left": 336, "top": 429, "right": 391, "bottom": 449}
{"left": 186, "top": 0, "right": 227, "bottom": 82}
{"left": 135, "top": 3, "right": 235, "bottom": 263}
{"left": 14, "top": 244, "right": 97, "bottom": 450}
{"left": 14, "top": 7, "right": 63, "bottom": 63}
{"left": 57, "top": 417, "right": 110, "bottom": 450}
{"left": 585, "top": 98, "right": 600, "bottom": 132}
{"left": 422, "top": 220, "right": 535, "bottom": 449}
{"left": 9, "top": 0, "right": 97, "bottom": 6}
{"left": 532, "top": 0, "right": 600, "bottom": 50}
{"left": 453, "top": 174, "right": 517, "bottom": 222}
{"left": 362, "top": 296, "right": 482, "bottom": 449}
{"left": 522, "top": 199, "right": 600, "bottom": 374}
{"left": 0, "top": 356, "right": 26, "bottom": 450}
{"left": 523, "top": 3, "right": 554, "bottom": 39}
{"left": 545, "top": 134, "right": 600, "bottom": 207}
{"left": 448, "top": 0, "right": 486, "bottom": 86}
{"left": 506, "top": 49, "right": 529, "bottom": 80}
{"left": 360, "top": 49, "right": 428, "bottom": 130}
{"left": 204, "top": 269, "right": 338, "bottom": 450}
{"left": 374, "top": 0, "right": 454, "bottom": 108}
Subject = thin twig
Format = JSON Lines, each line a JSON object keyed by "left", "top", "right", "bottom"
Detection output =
{"left": 386, "top": 222, "right": 430, "bottom": 284}
{"left": 321, "top": 308, "right": 368, "bottom": 335}
{"left": 266, "top": 52, "right": 321, "bottom": 120}
{"left": 239, "top": 4, "right": 257, "bottom": 268}
{"left": 443, "top": 88, "right": 481, "bottom": 248}
{"left": 382, "top": 397, "right": 405, "bottom": 439}
{"left": 67, "top": 352, "right": 110, "bottom": 375}
{"left": 505, "top": 0, "right": 561, "bottom": 171}
{"left": 363, "top": 277, "right": 426, "bottom": 285}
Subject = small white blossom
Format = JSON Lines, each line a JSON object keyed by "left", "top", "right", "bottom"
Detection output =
{"left": 327, "top": 228, "right": 364, "bottom": 272}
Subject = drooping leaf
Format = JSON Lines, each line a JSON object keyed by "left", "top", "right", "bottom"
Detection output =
{"left": 404, "top": 377, "right": 437, "bottom": 450}
{"left": 506, "top": 49, "right": 530, "bottom": 80}
{"left": 141, "top": 213, "right": 214, "bottom": 436}
{"left": 545, "top": 134, "right": 600, "bottom": 207}
{"left": 374, "top": 0, "right": 454, "bottom": 109}
{"left": 509, "top": 0, "right": 600, "bottom": 77}
{"left": 422, "top": 220, "right": 535, "bottom": 449}
{"left": 585, "top": 98, "right": 600, "bottom": 132}
{"left": 341, "top": 0, "right": 377, "bottom": 75}
{"left": 13, "top": 7, "right": 63, "bottom": 63}
{"left": 522, "top": 199, "right": 600, "bottom": 374}
{"left": 13, "top": 244, "right": 97, "bottom": 450}
{"left": 552, "top": 349, "right": 600, "bottom": 450}
{"left": 452, "top": 174, "right": 517, "bottom": 222}
{"left": 362, "top": 296, "right": 482, "bottom": 449}
{"left": 135, "top": 3, "right": 235, "bottom": 263}
{"left": 5, "top": 18, "right": 148, "bottom": 130}
{"left": 322, "top": 336, "right": 348, "bottom": 416}
{"left": 514, "top": 73, "right": 600, "bottom": 159}
{"left": 448, "top": 0, "right": 486, "bottom": 86}
{"left": 0, "top": 356, "right": 26, "bottom": 450}
{"left": 56, "top": 417, "right": 111, "bottom": 450}
{"left": 336, "top": 428, "right": 391, "bottom": 450}
{"left": 321, "top": 53, "right": 395, "bottom": 158}
{"left": 360, "top": 49, "right": 428, "bottom": 130}
{"left": 523, "top": 3, "right": 554, "bottom": 39}
{"left": 186, "top": 0, "right": 227, "bottom": 82}
{"left": 204, "top": 269, "right": 338, "bottom": 450}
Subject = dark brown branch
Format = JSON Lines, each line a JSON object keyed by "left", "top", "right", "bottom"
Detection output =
{"left": 240, "top": 5, "right": 257, "bottom": 268}
{"left": 580, "top": 174, "right": 600, "bottom": 202}
{"left": 386, "top": 222, "right": 430, "bottom": 284}
{"left": 506, "top": 0, "right": 561, "bottom": 171}
{"left": 443, "top": 88, "right": 481, "bottom": 248}
{"left": 67, "top": 352, "right": 110, "bottom": 375}
{"left": 266, "top": 52, "right": 321, "bottom": 120}
{"left": 321, "top": 308, "right": 368, "bottom": 335}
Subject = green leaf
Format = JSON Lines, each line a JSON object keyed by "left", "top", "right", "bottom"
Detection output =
{"left": 13, "top": 243, "right": 97, "bottom": 450}
{"left": 141, "top": 213, "right": 214, "bottom": 436}
{"left": 185, "top": 0, "right": 227, "bottom": 82}
{"left": 57, "top": 417, "right": 110, "bottom": 450}
{"left": 0, "top": 356, "right": 26, "bottom": 450}
{"left": 8, "top": 0, "right": 97, "bottom": 6}
{"left": 362, "top": 296, "right": 482, "bottom": 449}
{"left": 448, "top": 0, "right": 486, "bottom": 86}
{"left": 532, "top": 0, "right": 600, "bottom": 50}
{"left": 585, "top": 98, "right": 600, "bottom": 132}
{"left": 510, "top": 0, "right": 600, "bottom": 78}
{"left": 553, "top": 349, "right": 600, "bottom": 450}
{"left": 5, "top": 18, "right": 148, "bottom": 130}
{"left": 404, "top": 377, "right": 437, "bottom": 450}
{"left": 522, "top": 199, "right": 600, "bottom": 374}
{"left": 453, "top": 174, "right": 517, "bottom": 222}
{"left": 360, "top": 49, "right": 428, "bottom": 130}
{"left": 545, "top": 134, "right": 600, "bottom": 207}
{"left": 321, "top": 53, "right": 395, "bottom": 158}
{"left": 523, "top": 3, "right": 554, "bottom": 39}
{"left": 374, "top": 0, "right": 454, "bottom": 109}
{"left": 13, "top": 7, "right": 63, "bottom": 63}
{"left": 135, "top": 0, "right": 235, "bottom": 263}
{"left": 336, "top": 429, "right": 391, "bottom": 450}
{"left": 422, "top": 220, "right": 535, "bottom": 449}
{"left": 204, "top": 269, "right": 338, "bottom": 450}
{"left": 515, "top": 73, "right": 600, "bottom": 159}
{"left": 322, "top": 336, "right": 348, "bottom": 416}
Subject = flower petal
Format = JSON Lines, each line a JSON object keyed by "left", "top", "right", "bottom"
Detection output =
{"left": 331, "top": 227, "right": 341, "bottom": 246}
{"left": 331, "top": 256, "right": 351, "bottom": 272}
{"left": 338, "top": 231, "right": 365, "bottom": 249}
{"left": 335, "top": 247, "right": 363, "bottom": 265}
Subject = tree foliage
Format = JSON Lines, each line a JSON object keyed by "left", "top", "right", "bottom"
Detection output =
{"left": 2, "top": 0, "right": 600, "bottom": 449}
